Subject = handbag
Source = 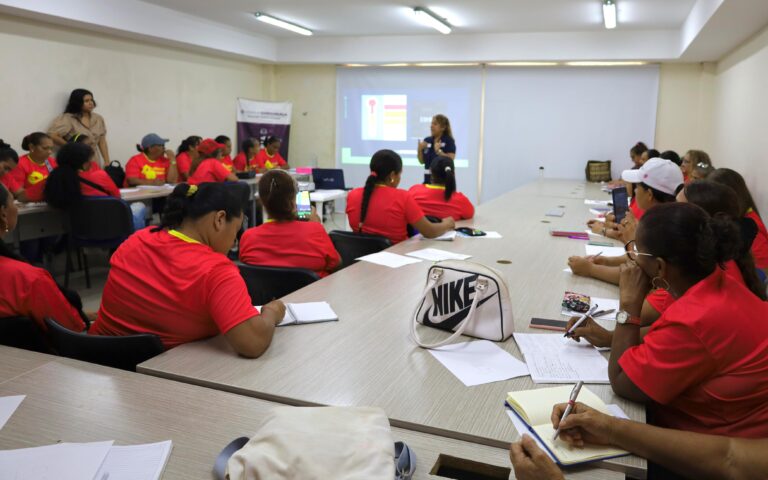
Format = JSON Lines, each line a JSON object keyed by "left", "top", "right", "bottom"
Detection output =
{"left": 104, "top": 160, "right": 126, "bottom": 189}
{"left": 411, "top": 260, "right": 514, "bottom": 349}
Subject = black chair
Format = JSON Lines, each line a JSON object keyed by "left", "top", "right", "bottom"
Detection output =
{"left": 44, "top": 318, "right": 164, "bottom": 371}
{"left": 65, "top": 197, "right": 134, "bottom": 289}
{"left": 328, "top": 230, "right": 391, "bottom": 269}
{"left": 0, "top": 316, "right": 50, "bottom": 353}
{"left": 237, "top": 263, "right": 320, "bottom": 305}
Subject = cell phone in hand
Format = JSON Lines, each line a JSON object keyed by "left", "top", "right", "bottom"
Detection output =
{"left": 296, "top": 190, "right": 311, "bottom": 221}
{"left": 612, "top": 188, "right": 629, "bottom": 224}
{"left": 530, "top": 317, "right": 569, "bottom": 332}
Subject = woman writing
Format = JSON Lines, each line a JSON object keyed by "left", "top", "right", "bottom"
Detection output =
{"left": 7, "top": 132, "right": 57, "bottom": 202}
{"left": 408, "top": 156, "right": 474, "bottom": 220}
{"left": 346, "top": 149, "right": 455, "bottom": 244}
{"left": 48, "top": 88, "right": 109, "bottom": 167}
{"left": 254, "top": 136, "right": 288, "bottom": 171}
{"left": 90, "top": 182, "right": 284, "bottom": 357}
{"left": 187, "top": 138, "right": 239, "bottom": 185}
{"left": 417, "top": 114, "right": 455, "bottom": 184}
{"left": 240, "top": 170, "right": 340, "bottom": 277}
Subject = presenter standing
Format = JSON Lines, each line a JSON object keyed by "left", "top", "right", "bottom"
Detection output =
{"left": 417, "top": 114, "right": 455, "bottom": 183}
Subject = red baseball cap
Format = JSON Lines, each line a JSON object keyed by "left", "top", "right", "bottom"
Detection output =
{"left": 197, "top": 138, "right": 225, "bottom": 156}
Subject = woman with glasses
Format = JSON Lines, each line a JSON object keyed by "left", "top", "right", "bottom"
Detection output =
{"left": 680, "top": 150, "right": 713, "bottom": 183}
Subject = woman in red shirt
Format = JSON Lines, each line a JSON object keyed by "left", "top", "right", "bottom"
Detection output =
{"left": 346, "top": 149, "right": 454, "bottom": 244}
{"left": 680, "top": 150, "right": 713, "bottom": 184}
{"left": 175, "top": 136, "right": 202, "bottom": 181}
{"left": 124, "top": 133, "right": 179, "bottom": 186}
{"left": 254, "top": 136, "right": 288, "bottom": 171}
{"left": 0, "top": 183, "right": 87, "bottom": 333}
{"left": 710, "top": 168, "right": 768, "bottom": 272}
{"left": 233, "top": 138, "right": 258, "bottom": 172}
{"left": 187, "top": 138, "right": 239, "bottom": 185}
{"left": 0, "top": 141, "right": 19, "bottom": 192}
{"left": 608, "top": 202, "right": 768, "bottom": 438}
{"left": 215, "top": 135, "right": 235, "bottom": 173}
{"left": 90, "top": 182, "right": 284, "bottom": 356}
{"left": 44, "top": 143, "right": 120, "bottom": 209}
{"left": 7, "top": 132, "right": 57, "bottom": 202}
{"left": 408, "top": 156, "right": 474, "bottom": 221}
{"left": 240, "top": 170, "right": 340, "bottom": 277}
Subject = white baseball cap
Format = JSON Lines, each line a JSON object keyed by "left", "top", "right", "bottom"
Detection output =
{"left": 621, "top": 158, "right": 683, "bottom": 195}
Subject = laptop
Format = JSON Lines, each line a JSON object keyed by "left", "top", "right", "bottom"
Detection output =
{"left": 312, "top": 168, "right": 348, "bottom": 190}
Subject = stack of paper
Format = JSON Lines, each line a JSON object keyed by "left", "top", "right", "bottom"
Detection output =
{"left": 356, "top": 251, "right": 423, "bottom": 268}
{"left": 513, "top": 333, "right": 609, "bottom": 383}
{"left": 405, "top": 248, "right": 472, "bottom": 262}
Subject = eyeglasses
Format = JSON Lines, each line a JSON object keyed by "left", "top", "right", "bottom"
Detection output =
{"left": 624, "top": 240, "right": 654, "bottom": 262}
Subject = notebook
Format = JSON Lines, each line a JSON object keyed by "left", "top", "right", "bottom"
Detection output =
{"left": 505, "top": 386, "right": 629, "bottom": 466}
{"left": 258, "top": 302, "right": 339, "bottom": 326}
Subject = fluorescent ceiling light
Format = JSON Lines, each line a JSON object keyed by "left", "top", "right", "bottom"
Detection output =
{"left": 488, "top": 62, "right": 559, "bottom": 67}
{"left": 413, "top": 7, "right": 452, "bottom": 34}
{"left": 566, "top": 61, "right": 647, "bottom": 67}
{"left": 603, "top": 0, "right": 617, "bottom": 29}
{"left": 412, "top": 62, "right": 479, "bottom": 67}
{"left": 254, "top": 12, "right": 312, "bottom": 36}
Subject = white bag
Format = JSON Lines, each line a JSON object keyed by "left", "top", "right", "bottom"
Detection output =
{"left": 411, "top": 260, "right": 514, "bottom": 348}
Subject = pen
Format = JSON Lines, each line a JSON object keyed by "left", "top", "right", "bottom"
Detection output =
{"left": 552, "top": 381, "right": 584, "bottom": 441}
{"left": 592, "top": 308, "right": 615, "bottom": 318}
{"left": 564, "top": 304, "right": 599, "bottom": 337}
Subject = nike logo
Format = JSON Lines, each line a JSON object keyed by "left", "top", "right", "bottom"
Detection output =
{"left": 422, "top": 291, "right": 498, "bottom": 331}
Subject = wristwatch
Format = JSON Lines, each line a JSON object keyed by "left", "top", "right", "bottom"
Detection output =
{"left": 616, "top": 310, "right": 642, "bottom": 326}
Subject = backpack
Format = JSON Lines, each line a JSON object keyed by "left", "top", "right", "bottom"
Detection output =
{"left": 104, "top": 160, "right": 126, "bottom": 189}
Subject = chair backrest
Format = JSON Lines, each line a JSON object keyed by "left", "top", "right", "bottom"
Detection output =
{"left": 328, "top": 230, "right": 391, "bottom": 269}
{"left": 237, "top": 263, "right": 320, "bottom": 305}
{"left": 44, "top": 318, "right": 164, "bottom": 371}
{"left": 69, "top": 197, "right": 134, "bottom": 242}
{"left": 0, "top": 316, "right": 50, "bottom": 353}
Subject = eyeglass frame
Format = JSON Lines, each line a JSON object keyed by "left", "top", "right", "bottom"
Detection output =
{"left": 624, "top": 240, "right": 655, "bottom": 262}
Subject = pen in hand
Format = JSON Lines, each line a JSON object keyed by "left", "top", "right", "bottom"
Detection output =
{"left": 564, "top": 304, "right": 599, "bottom": 338}
{"left": 552, "top": 381, "right": 584, "bottom": 441}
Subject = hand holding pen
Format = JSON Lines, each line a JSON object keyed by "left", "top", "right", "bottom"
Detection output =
{"left": 552, "top": 381, "right": 584, "bottom": 441}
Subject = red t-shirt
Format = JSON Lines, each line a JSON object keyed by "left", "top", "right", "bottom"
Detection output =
{"left": 629, "top": 197, "right": 644, "bottom": 220}
{"left": 346, "top": 185, "right": 425, "bottom": 244}
{"left": 619, "top": 268, "right": 768, "bottom": 437}
{"left": 408, "top": 184, "right": 474, "bottom": 220}
{"left": 646, "top": 260, "right": 745, "bottom": 315}
{"left": 124, "top": 153, "right": 169, "bottom": 185}
{"left": 233, "top": 152, "right": 256, "bottom": 172}
{"left": 90, "top": 228, "right": 257, "bottom": 349}
{"left": 239, "top": 220, "right": 341, "bottom": 278}
{"left": 221, "top": 155, "right": 235, "bottom": 173}
{"left": 254, "top": 149, "right": 287, "bottom": 169}
{"left": 176, "top": 152, "right": 192, "bottom": 181}
{"left": 746, "top": 210, "right": 768, "bottom": 269}
{"left": 79, "top": 169, "right": 120, "bottom": 198}
{"left": 0, "top": 173, "right": 20, "bottom": 193}
{"left": 8, "top": 155, "right": 57, "bottom": 202}
{"left": 188, "top": 159, "right": 231, "bottom": 185}
{"left": 0, "top": 256, "right": 86, "bottom": 332}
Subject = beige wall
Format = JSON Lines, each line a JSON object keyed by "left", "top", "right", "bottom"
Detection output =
{"left": 0, "top": 14, "right": 273, "bottom": 165}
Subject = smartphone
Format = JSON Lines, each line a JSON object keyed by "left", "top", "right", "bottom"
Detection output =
{"left": 530, "top": 317, "right": 569, "bottom": 332}
{"left": 456, "top": 227, "right": 486, "bottom": 237}
{"left": 612, "top": 187, "right": 629, "bottom": 224}
{"left": 296, "top": 190, "right": 311, "bottom": 221}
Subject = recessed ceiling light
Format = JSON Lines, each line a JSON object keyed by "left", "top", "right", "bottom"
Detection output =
{"left": 413, "top": 7, "right": 452, "bottom": 35}
{"left": 254, "top": 12, "right": 312, "bottom": 36}
{"left": 603, "top": 0, "right": 617, "bottom": 29}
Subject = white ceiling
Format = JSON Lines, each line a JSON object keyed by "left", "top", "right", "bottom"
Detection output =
{"left": 1, "top": 0, "right": 767, "bottom": 63}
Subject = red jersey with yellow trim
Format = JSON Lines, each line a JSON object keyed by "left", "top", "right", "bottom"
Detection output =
{"left": 0, "top": 256, "right": 86, "bottom": 332}
{"left": 254, "top": 149, "right": 287, "bottom": 169}
{"left": 0, "top": 173, "right": 20, "bottom": 193}
{"left": 221, "top": 155, "right": 235, "bottom": 173}
{"left": 346, "top": 185, "right": 425, "bottom": 244}
{"left": 233, "top": 152, "right": 256, "bottom": 171}
{"left": 90, "top": 227, "right": 257, "bottom": 349}
{"left": 408, "top": 183, "right": 474, "bottom": 220}
{"left": 239, "top": 220, "right": 341, "bottom": 278}
{"left": 8, "top": 155, "right": 57, "bottom": 202}
{"left": 188, "top": 159, "right": 231, "bottom": 185}
{"left": 124, "top": 153, "right": 169, "bottom": 185}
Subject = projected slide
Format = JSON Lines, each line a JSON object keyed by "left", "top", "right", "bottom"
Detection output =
{"left": 361, "top": 95, "right": 407, "bottom": 141}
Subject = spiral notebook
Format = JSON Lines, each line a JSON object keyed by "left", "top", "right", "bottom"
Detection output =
{"left": 255, "top": 302, "right": 339, "bottom": 326}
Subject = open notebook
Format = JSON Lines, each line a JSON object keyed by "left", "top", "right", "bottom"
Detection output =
{"left": 256, "top": 302, "right": 339, "bottom": 326}
{"left": 505, "top": 386, "right": 628, "bottom": 466}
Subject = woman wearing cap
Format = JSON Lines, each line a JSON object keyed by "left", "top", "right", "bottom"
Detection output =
{"left": 408, "top": 156, "right": 474, "bottom": 220}
{"left": 48, "top": 88, "right": 110, "bottom": 167}
{"left": 90, "top": 182, "right": 284, "bottom": 356}
{"left": 187, "top": 139, "right": 239, "bottom": 185}
{"left": 254, "top": 136, "right": 288, "bottom": 171}
{"left": 569, "top": 159, "right": 682, "bottom": 285}
{"left": 240, "top": 170, "right": 340, "bottom": 277}
{"left": 125, "top": 134, "right": 179, "bottom": 186}
{"left": 417, "top": 114, "right": 455, "bottom": 184}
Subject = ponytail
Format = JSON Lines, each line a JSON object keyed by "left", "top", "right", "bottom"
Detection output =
{"left": 44, "top": 143, "right": 93, "bottom": 210}
{"left": 177, "top": 135, "right": 202, "bottom": 155}
{"left": 359, "top": 149, "right": 402, "bottom": 231}
{"left": 153, "top": 182, "right": 248, "bottom": 232}
{"left": 430, "top": 156, "right": 456, "bottom": 201}
{"left": 21, "top": 132, "right": 50, "bottom": 151}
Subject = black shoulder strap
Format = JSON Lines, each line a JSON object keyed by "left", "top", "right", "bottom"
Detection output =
{"left": 78, "top": 175, "right": 111, "bottom": 196}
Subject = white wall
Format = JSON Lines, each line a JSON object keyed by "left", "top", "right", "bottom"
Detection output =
{"left": 0, "top": 13, "right": 273, "bottom": 164}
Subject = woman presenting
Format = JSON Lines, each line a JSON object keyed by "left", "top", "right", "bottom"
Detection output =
{"left": 417, "top": 114, "right": 455, "bottom": 184}
{"left": 48, "top": 88, "right": 110, "bottom": 167}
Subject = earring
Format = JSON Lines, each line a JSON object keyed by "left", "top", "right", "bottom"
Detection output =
{"left": 651, "top": 276, "right": 670, "bottom": 291}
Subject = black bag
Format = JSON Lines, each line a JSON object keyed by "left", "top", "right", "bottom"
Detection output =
{"left": 104, "top": 160, "right": 126, "bottom": 189}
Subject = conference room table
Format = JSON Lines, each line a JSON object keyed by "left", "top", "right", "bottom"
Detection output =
{"left": 0, "top": 346, "right": 621, "bottom": 480}
{"left": 139, "top": 179, "right": 647, "bottom": 478}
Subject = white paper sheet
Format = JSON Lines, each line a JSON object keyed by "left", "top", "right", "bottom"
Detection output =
{"left": 584, "top": 245, "right": 625, "bottom": 258}
{"left": 590, "top": 298, "right": 620, "bottom": 319}
{"left": 607, "top": 404, "right": 630, "bottom": 420}
{"left": 0, "top": 395, "right": 24, "bottom": 430}
{"left": 119, "top": 188, "right": 140, "bottom": 194}
{"left": 356, "top": 251, "right": 423, "bottom": 268}
{"left": 479, "top": 231, "right": 503, "bottom": 238}
{"left": 405, "top": 248, "right": 472, "bottom": 262}
{"left": 504, "top": 410, "right": 557, "bottom": 461}
{"left": 584, "top": 199, "right": 610, "bottom": 207}
{"left": 94, "top": 441, "right": 173, "bottom": 480}
{"left": 429, "top": 341, "right": 529, "bottom": 387}
{"left": 0, "top": 441, "right": 113, "bottom": 480}
{"left": 513, "top": 333, "right": 609, "bottom": 383}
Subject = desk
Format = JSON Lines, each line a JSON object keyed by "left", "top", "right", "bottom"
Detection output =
{"left": 0, "top": 347, "right": 619, "bottom": 480}
{"left": 139, "top": 179, "right": 646, "bottom": 478}
{"left": 309, "top": 189, "right": 348, "bottom": 223}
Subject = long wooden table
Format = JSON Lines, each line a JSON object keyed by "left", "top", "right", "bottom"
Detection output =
{"left": 139, "top": 179, "right": 645, "bottom": 478}
{"left": 0, "top": 346, "right": 621, "bottom": 480}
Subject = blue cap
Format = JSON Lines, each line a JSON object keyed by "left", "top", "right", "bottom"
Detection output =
{"left": 140, "top": 133, "right": 169, "bottom": 149}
